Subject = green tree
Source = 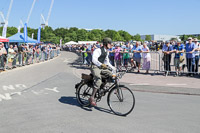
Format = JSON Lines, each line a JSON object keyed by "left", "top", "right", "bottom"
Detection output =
{"left": 105, "top": 30, "right": 122, "bottom": 41}
{"left": 133, "top": 34, "right": 141, "bottom": 41}
{"left": 68, "top": 31, "right": 77, "bottom": 42}
{"left": 145, "top": 35, "right": 152, "bottom": 41}
{"left": 118, "top": 30, "right": 132, "bottom": 41}
{"left": 170, "top": 38, "right": 178, "bottom": 41}
{"left": 64, "top": 36, "right": 71, "bottom": 43}
{"left": 77, "top": 29, "right": 88, "bottom": 41}
{"left": 6, "top": 27, "right": 18, "bottom": 37}
{"left": 54, "top": 28, "right": 68, "bottom": 40}
{"left": 197, "top": 36, "right": 200, "bottom": 40}
{"left": 88, "top": 29, "right": 105, "bottom": 41}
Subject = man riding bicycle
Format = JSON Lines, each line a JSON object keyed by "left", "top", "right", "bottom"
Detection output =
{"left": 89, "top": 37, "right": 116, "bottom": 106}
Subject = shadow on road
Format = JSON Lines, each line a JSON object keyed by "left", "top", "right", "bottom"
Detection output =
{"left": 58, "top": 96, "right": 92, "bottom": 111}
{"left": 58, "top": 96, "right": 115, "bottom": 115}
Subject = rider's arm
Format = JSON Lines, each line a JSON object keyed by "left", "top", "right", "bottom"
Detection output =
{"left": 92, "top": 48, "right": 102, "bottom": 67}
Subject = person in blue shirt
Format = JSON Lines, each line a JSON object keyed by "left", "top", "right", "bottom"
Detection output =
{"left": 185, "top": 37, "right": 196, "bottom": 76}
{"left": 108, "top": 44, "right": 115, "bottom": 66}
{"left": 173, "top": 41, "right": 185, "bottom": 76}
{"left": 162, "top": 41, "right": 173, "bottom": 76}
{"left": 132, "top": 42, "right": 142, "bottom": 73}
{"left": 87, "top": 45, "right": 92, "bottom": 65}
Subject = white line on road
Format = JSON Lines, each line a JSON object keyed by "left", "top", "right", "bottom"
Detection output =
{"left": 167, "top": 84, "right": 187, "bottom": 86}
{"left": 129, "top": 83, "right": 150, "bottom": 86}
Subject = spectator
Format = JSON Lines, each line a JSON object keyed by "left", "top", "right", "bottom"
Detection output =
{"left": 12, "top": 45, "right": 18, "bottom": 68}
{"left": 8, "top": 45, "right": 16, "bottom": 69}
{"left": 193, "top": 38, "right": 200, "bottom": 74}
{"left": 0, "top": 44, "right": 2, "bottom": 70}
{"left": 142, "top": 43, "right": 151, "bottom": 73}
{"left": 87, "top": 45, "right": 92, "bottom": 65}
{"left": 123, "top": 45, "right": 129, "bottom": 71}
{"left": 18, "top": 44, "right": 23, "bottom": 67}
{"left": 109, "top": 43, "right": 115, "bottom": 66}
{"left": 0, "top": 43, "right": 7, "bottom": 71}
{"left": 24, "top": 45, "right": 30, "bottom": 65}
{"left": 114, "top": 43, "right": 122, "bottom": 71}
{"left": 35, "top": 45, "right": 40, "bottom": 63}
{"left": 185, "top": 37, "right": 196, "bottom": 76}
{"left": 173, "top": 41, "right": 185, "bottom": 76}
{"left": 162, "top": 41, "right": 173, "bottom": 76}
{"left": 132, "top": 41, "right": 142, "bottom": 73}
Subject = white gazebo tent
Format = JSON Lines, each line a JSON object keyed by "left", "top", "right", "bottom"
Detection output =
{"left": 78, "top": 41, "right": 97, "bottom": 45}
{"left": 65, "top": 41, "right": 78, "bottom": 45}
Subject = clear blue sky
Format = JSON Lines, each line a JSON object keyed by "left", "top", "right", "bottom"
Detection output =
{"left": 0, "top": 0, "right": 200, "bottom": 35}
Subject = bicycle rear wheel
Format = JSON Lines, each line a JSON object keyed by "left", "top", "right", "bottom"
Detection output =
{"left": 107, "top": 86, "right": 135, "bottom": 116}
{"left": 76, "top": 83, "right": 92, "bottom": 107}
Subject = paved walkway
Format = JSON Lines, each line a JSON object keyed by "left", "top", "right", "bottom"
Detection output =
{"left": 74, "top": 67, "right": 199, "bottom": 88}
{"left": 72, "top": 67, "right": 200, "bottom": 95}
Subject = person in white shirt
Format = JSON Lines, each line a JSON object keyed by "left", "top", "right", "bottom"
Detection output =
{"left": 89, "top": 37, "right": 116, "bottom": 106}
{"left": 193, "top": 38, "right": 200, "bottom": 73}
{"left": 0, "top": 43, "right": 7, "bottom": 70}
{"left": 142, "top": 43, "right": 151, "bottom": 73}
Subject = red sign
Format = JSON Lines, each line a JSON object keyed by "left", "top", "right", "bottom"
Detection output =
{"left": 0, "top": 37, "right": 9, "bottom": 42}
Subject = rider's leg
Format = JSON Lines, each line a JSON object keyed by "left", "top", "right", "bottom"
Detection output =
{"left": 90, "top": 66, "right": 102, "bottom": 105}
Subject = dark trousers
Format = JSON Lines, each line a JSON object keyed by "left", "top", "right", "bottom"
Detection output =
{"left": 87, "top": 53, "right": 92, "bottom": 64}
{"left": 163, "top": 55, "right": 171, "bottom": 71}
{"left": 195, "top": 56, "right": 199, "bottom": 73}
{"left": 109, "top": 56, "right": 115, "bottom": 66}
{"left": 186, "top": 58, "right": 195, "bottom": 74}
{"left": 85, "top": 56, "right": 91, "bottom": 65}
{"left": 0, "top": 55, "right": 6, "bottom": 69}
{"left": 82, "top": 53, "right": 85, "bottom": 64}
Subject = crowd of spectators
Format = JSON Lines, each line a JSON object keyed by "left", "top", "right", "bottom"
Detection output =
{"left": 0, "top": 43, "right": 60, "bottom": 72}
{"left": 63, "top": 37, "right": 200, "bottom": 77}
{"left": 162, "top": 37, "right": 200, "bottom": 77}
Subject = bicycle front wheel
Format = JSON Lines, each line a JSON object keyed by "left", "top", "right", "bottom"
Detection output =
{"left": 107, "top": 86, "right": 135, "bottom": 116}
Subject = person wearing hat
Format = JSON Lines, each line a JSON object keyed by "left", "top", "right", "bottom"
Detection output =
{"left": 193, "top": 38, "right": 200, "bottom": 73}
{"left": 185, "top": 37, "right": 196, "bottom": 76}
{"left": 173, "top": 41, "right": 185, "bottom": 76}
{"left": 162, "top": 40, "right": 173, "bottom": 76}
{"left": 90, "top": 37, "right": 116, "bottom": 106}
{"left": 132, "top": 41, "right": 142, "bottom": 73}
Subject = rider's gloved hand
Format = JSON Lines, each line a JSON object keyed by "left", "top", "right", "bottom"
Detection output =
{"left": 101, "top": 64, "right": 108, "bottom": 69}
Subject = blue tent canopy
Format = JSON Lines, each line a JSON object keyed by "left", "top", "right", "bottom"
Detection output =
{"left": 8, "top": 33, "right": 37, "bottom": 43}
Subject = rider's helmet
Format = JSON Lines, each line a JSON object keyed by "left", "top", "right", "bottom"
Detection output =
{"left": 102, "top": 37, "right": 112, "bottom": 48}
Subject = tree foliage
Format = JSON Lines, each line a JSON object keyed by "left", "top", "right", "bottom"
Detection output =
{"left": 0, "top": 26, "right": 155, "bottom": 44}
{"left": 145, "top": 35, "right": 152, "bottom": 41}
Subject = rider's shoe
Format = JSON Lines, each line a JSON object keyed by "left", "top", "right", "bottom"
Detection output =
{"left": 89, "top": 98, "right": 97, "bottom": 106}
{"left": 112, "top": 75, "right": 117, "bottom": 78}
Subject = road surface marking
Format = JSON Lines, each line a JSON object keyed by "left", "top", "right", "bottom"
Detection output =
{"left": 44, "top": 87, "right": 59, "bottom": 93}
{"left": 167, "top": 84, "right": 187, "bottom": 86}
{"left": 129, "top": 83, "right": 150, "bottom": 86}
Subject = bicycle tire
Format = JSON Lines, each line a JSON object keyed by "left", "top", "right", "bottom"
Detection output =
{"left": 76, "top": 83, "right": 92, "bottom": 107}
{"left": 107, "top": 86, "right": 135, "bottom": 116}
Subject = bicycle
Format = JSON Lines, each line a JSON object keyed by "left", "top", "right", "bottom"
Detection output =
{"left": 75, "top": 70, "right": 135, "bottom": 116}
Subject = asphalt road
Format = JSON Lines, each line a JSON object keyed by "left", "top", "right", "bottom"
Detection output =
{"left": 0, "top": 51, "right": 199, "bottom": 133}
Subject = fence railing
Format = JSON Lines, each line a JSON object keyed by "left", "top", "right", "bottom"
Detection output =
{"left": 68, "top": 49, "right": 200, "bottom": 77}
{"left": 0, "top": 49, "right": 60, "bottom": 71}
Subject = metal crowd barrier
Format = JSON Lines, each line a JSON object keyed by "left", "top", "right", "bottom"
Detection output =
{"left": 70, "top": 50, "right": 161, "bottom": 73}
{"left": 0, "top": 49, "right": 60, "bottom": 72}
{"left": 161, "top": 51, "right": 200, "bottom": 76}
{"left": 68, "top": 49, "right": 200, "bottom": 77}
